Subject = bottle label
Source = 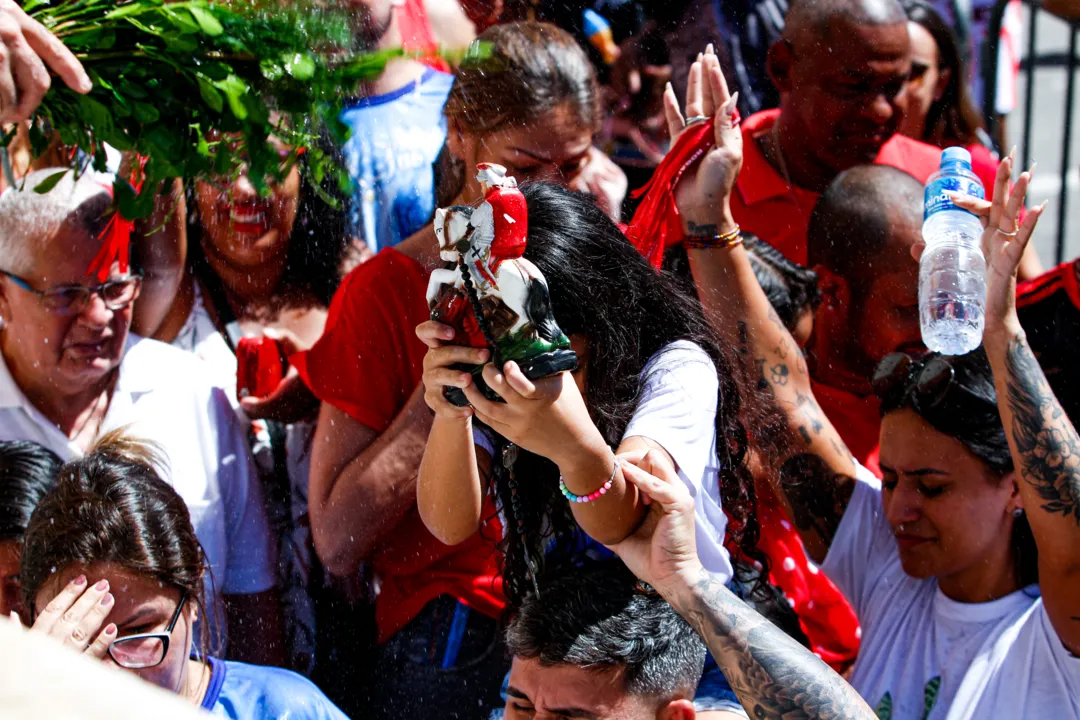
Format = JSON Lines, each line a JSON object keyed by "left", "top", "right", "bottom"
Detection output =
{"left": 924, "top": 175, "right": 985, "bottom": 220}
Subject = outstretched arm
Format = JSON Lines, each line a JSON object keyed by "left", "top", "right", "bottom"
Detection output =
{"left": 962, "top": 157, "right": 1080, "bottom": 653}
{"left": 608, "top": 451, "right": 877, "bottom": 719}
{"left": 669, "top": 47, "right": 855, "bottom": 562}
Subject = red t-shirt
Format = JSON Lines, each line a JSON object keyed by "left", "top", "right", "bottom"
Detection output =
{"left": 397, "top": 0, "right": 451, "bottom": 73}
{"left": 811, "top": 380, "right": 883, "bottom": 478}
{"left": 731, "top": 110, "right": 945, "bottom": 266}
{"left": 293, "top": 249, "right": 504, "bottom": 642}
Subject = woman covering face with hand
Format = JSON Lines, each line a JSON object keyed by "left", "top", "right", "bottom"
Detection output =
{"left": 20, "top": 432, "right": 347, "bottom": 720}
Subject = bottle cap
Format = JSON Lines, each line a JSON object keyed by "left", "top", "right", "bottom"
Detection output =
{"left": 941, "top": 146, "right": 972, "bottom": 166}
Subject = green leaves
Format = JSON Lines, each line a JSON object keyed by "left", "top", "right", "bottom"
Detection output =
{"left": 25, "top": 0, "right": 467, "bottom": 218}
{"left": 32, "top": 170, "right": 71, "bottom": 195}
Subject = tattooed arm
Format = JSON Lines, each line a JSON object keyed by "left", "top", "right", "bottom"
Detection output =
{"left": 958, "top": 152, "right": 1080, "bottom": 649}
{"left": 609, "top": 452, "right": 877, "bottom": 719}
{"left": 667, "top": 48, "right": 854, "bottom": 562}
{"left": 986, "top": 329, "right": 1080, "bottom": 653}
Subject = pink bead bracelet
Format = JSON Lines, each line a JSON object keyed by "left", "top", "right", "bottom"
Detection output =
{"left": 559, "top": 459, "right": 619, "bottom": 504}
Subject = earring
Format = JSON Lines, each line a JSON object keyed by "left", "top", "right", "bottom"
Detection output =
{"left": 1012, "top": 508, "right": 1024, "bottom": 518}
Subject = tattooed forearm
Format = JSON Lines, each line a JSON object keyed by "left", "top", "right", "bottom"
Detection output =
{"left": 677, "top": 574, "right": 875, "bottom": 720}
{"left": 1005, "top": 334, "right": 1080, "bottom": 522}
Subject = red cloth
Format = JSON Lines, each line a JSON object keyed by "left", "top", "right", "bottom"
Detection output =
{"left": 731, "top": 110, "right": 945, "bottom": 266}
{"left": 397, "top": 0, "right": 451, "bottom": 73}
{"left": 755, "top": 492, "right": 861, "bottom": 671}
{"left": 811, "top": 380, "right": 883, "bottom": 478}
{"left": 626, "top": 117, "right": 716, "bottom": 269}
{"left": 293, "top": 249, "right": 505, "bottom": 642}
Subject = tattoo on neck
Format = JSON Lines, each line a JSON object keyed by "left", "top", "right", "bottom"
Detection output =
{"left": 1005, "top": 333, "right": 1080, "bottom": 523}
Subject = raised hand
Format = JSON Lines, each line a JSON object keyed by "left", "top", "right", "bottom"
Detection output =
{"left": 604, "top": 449, "right": 705, "bottom": 599}
{"left": 665, "top": 45, "right": 742, "bottom": 234}
{"left": 948, "top": 153, "right": 1046, "bottom": 336}
{"left": 29, "top": 574, "right": 116, "bottom": 660}
{"left": 0, "top": 0, "right": 92, "bottom": 124}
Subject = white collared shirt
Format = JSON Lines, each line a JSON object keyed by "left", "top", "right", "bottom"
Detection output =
{"left": 0, "top": 335, "right": 277, "bottom": 606}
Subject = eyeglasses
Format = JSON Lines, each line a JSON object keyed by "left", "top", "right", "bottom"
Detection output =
{"left": 107, "top": 589, "right": 188, "bottom": 670}
{"left": 1, "top": 270, "right": 141, "bottom": 316}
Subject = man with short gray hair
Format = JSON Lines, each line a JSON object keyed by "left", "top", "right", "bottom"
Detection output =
{"left": 0, "top": 168, "right": 282, "bottom": 663}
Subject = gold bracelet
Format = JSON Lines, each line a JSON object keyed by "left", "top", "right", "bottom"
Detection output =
{"left": 684, "top": 225, "right": 743, "bottom": 250}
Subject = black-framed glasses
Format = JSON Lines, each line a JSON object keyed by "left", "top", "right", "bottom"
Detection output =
{"left": 1, "top": 270, "right": 141, "bottom": 317}
{"left": 107, "top": 589, "right": 188, "bottom": 670}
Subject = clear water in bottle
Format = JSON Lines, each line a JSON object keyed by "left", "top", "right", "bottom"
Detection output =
{"left": 919, "top": 147, "right": 986, "bottom": 355}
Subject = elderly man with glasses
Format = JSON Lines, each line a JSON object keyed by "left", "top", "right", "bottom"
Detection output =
{"left": 0, "top": 168, "right": 283, "bottom": 666}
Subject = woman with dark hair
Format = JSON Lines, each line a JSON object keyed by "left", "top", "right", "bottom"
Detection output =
{"left": 898, "top": 1, "right": 989, "bottom": 155}
{"left": 898, "top": 1, "right": 1043, "bottom": 282}
{"left": 417, "top": 182, "right": 767, "bottom": 718}
{"left": 299, "top": 21, "right": 622, "bottom": 718}
{"left": 672, "top": 43, "right": 1078, "bottom": 716}
{"left": 0, "top": 440, "right": 61, "bottom": 619}
{"left": 20, "top": 432, "right": 348, "bottom": 719}
{"left": 137, "top": 135, "right": 351, "bottom": 674}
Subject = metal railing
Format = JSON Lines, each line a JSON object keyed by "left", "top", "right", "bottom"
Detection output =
{"left": 984, "top": 0, "right": 1080, "bottom": 264}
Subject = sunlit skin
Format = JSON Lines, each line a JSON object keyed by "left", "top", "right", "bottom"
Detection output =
{"left": 35, "top": 563, "right": 209, "bottom": 703}
{"left": 897, "top": 21, "right": 949, "bottom": 143}
{"left": 771, "top": 18, "right": 912, "bottom": 191}
{"left": 0, "top": 539, "right": 22, "bottom": 619}
{"left": 504, "top": 656, "right": 696, "bottom": 720}
{"left": 812, "top": 252, "right": 923, "bottom": 391}
{"left": 449, "top": 104, "right": 596, "bottom": 205}
{"left": 0, "top": 215, "right": 133, "bottom": 429}
{"left": 879, "top": 409, "right": 1022, "bottom": 603}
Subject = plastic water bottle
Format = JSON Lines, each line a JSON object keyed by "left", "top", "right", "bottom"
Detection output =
{"left": 919, "top": 147, "right": 987, "bottom": 355}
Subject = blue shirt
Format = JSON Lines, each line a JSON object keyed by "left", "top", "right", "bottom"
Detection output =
{"left": 340, "top": 68, "right": 454, "bottom": 252}
{"left": 201, "top": 657, "right": 349, "bottom": 720}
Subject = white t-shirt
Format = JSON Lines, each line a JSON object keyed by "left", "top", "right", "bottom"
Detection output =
{"left": 622, "top": 340, "right": 732, "bottom": 582}
{"left": 172, "top": 283, "right": 238, "bottom": 401}
{"left": 473, "top": 340, "right": 732, "bottom": 580}
{"left": 823, "top": 470, "right": 1080, "bottom": 719}
{"left": 0, "top": 336, "right": 277, "bottom": 608}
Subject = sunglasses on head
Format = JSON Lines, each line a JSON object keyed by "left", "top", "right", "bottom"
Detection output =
{"left": 872, "top": 352, "right": 964, "bottom": 409}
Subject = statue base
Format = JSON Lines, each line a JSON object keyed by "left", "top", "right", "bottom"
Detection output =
{"left": 444, "top": 348, "right": 579, "bottom": 407}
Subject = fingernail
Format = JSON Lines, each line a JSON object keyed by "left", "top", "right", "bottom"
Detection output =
{"left": 104, "top": 623, "right": 117, "bottom": 636}
{"left": 665, "top": 81, "right": 673, "bottom": 93}
{"left": 100, "top": 593, "right": 113, "bottom": 607}
{"left": 94, "top": 580, "right": 109, "bottom": 592}
{"left": 1029, "top": 162, "right": 1037, "bottom": 174}
{"left": 73, "top": 575, "right": 87, "bottom": 587}
{"left": 706, "top": 43, "right": 714, "bottom": 54}
{"left": 696, "top": 52, "right": 703, "bottom": 62}
{"left": 1040, "top": 200, "right": 1049, "bottom": 211}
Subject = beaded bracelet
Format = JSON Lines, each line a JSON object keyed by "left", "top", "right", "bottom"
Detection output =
{"left": 559, "top": 458, "right": 620, "bottom": 504}
{"left": 684, "top": 225, "right": 743, "bottom": 250}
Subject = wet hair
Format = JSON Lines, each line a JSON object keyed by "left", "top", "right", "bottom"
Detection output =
{"left": 807, "top": 165, "right": 922, "bottom": 294}
{"left": 0, "top": 168, "right": 113, "bottom": 276}
{"left": 506, "top": 560, "right": 706, "bottom": 701}
{"left": 783, "top": 0, "right": 907, "bottom": 43}
{"left": 20, "top": 431, "right": 214, "bottom": 650}
{"left": 487, "top": 183, "right": 767, "bottom": 607}
{"left": 184, "top": 136, "right": 350, "bottom": 308}
{"left": 435, "top": 21, "right": 600, "bottom": 206}
{"left": 747, "top": 236, "right": 821, "bottom": 331}
{"left": 0, "top": 441, "right": 61, "bottom": 542}
{"left": 903, "top": 0, "right": 986, "bottom": 147}
{"left": 878, "top": 349, "right": 1039, "bottom": 586}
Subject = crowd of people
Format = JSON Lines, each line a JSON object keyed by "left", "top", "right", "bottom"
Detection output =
{"left": 1, "top": 0, "right": 1079, "bottom": 718}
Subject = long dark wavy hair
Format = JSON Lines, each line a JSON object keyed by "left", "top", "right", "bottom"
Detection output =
{"left": 878, "top": 349, "right": 1039, "bottom": 587}
{"left": 903, "top": 0, "right": 987, "bottom": 148}
{"left": 485, "top": 183, "right": 768, "bottom": 607}
{"left": 186, "top": 136, "right": 350, "bottom": 309}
